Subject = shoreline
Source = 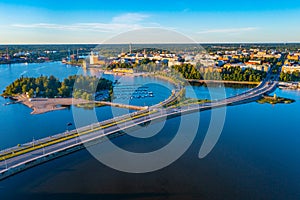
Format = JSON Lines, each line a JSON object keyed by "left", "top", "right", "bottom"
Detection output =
{"left": 144, "top": 73, "right": 179, "bottom": 87}
{"left": 90, "top": 68, "right": 260, "bottom": 86}
{"left": 278, "top": 82, "right": 300, "bottom": 91}
{"left": 11, "top": 94, "right": 146, "bottom": 115}
{"left": 5, "top": 72, "right": 179, "bottom": 115}
{"left": 0, "top": 60, "right": 55, "bottom": 66}
{"left": 188, "top": 79, "right": 260, "bottom": 85}
{"left": 12, "top": 73, "right": 257, "bottom": 115}
{"left": 279, "top": 87, "right": 300, "bottom": 91}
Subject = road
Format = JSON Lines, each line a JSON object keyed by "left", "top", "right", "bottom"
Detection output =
{"left": 0, "top": 77, "right": 278, "bottom": 180}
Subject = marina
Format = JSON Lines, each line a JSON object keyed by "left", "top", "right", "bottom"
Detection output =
{"left": 278, "top": 82, "right": 300, "bottom": 90}
{"left": 113, "top": 85, "right": 155, "bottom": 99}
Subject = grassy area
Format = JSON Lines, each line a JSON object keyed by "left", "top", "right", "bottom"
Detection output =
{"left": 76, "top": 102, "right": 105, "bottom": 109}
{"left": 169, "top": 98, "right": 211, "bottom": 108}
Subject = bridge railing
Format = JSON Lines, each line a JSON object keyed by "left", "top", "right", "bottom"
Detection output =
{"left": 0, "top": 78, "right": 277, "bottom": 166}
{"left": 0, "top": 87, "right": 181, "bottom": 159}
{"left": 0, "top": 80, "right": 279, "bottom": 174}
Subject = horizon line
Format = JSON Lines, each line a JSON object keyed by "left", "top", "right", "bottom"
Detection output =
{"left": 1, "top": 42, "right": 300, "bottom": 45}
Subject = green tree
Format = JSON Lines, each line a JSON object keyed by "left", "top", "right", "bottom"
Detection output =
{"left": 28, "top": 88, "right": 34, "bottom": 98}
{"left": 35, "top": 87, "right": 40, "bottom": 96}
{"left": 22, "top": 85, "right": 27, "bottom": 93}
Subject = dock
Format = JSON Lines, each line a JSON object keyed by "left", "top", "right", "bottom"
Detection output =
{"left": 96, "top": 101, "right": 147, "bottom": 110}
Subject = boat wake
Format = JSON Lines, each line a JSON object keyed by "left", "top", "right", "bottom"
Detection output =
{"left": 20, "top": 70, "right": 28, "bottom": 76}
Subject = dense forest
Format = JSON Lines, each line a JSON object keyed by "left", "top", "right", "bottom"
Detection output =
{"left": 0, "top": 44, "right": 97, "bottom": 64}
{"left": 280, "top": 72, "right": 300, "bottom": 82}
{"left": 172, "top": 64, "right": 267, "bottom": 82}
{"left": 2, "top": 75, "right": 113, "bottom": 100}
{"left": 220, "top": 67, "right": 266, "bottom": 82}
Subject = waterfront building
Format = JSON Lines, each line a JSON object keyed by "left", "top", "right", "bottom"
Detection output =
{"left": 287, "top": 54, "right": 300, "bottom": 61}
{"left": 89, "top": 51, "right": 106, "bottom": 65}
{"left": 112, "top": 68, "right": 134, "bottom": 74}
{"left": 282, "top": 64, "right": 300, "bottom": 73}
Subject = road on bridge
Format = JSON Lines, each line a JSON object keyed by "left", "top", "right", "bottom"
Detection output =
{"left": 0, "top": 73, "right": 278, "bottom": 180}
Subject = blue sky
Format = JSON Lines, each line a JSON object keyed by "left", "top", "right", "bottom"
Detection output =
{"left": 0, "top": 0, "right": 300, "bottom": 44}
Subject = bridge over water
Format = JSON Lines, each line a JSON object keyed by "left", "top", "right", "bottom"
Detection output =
{"left": 0, "top": 78, "right": 278, "bottom": 181}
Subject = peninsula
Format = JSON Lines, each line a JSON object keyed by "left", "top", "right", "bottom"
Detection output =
{"left": 2, "top": 75, "right": 114, "bottom": 114}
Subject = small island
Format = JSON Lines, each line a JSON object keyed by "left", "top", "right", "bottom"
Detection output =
{"left": 257, "top": 94, "right": 295, "bottom": 105}
{"left": 2, "top": 75, "right": 113, "bottom": 114}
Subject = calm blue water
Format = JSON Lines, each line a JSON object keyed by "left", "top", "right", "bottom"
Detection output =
{"left": 0, "top": 62, "right": 173, "bottom": 149}
{"left": 1, "top": 62, "right": 299, "bottom": 199}
{"left": 0, "top": 62, "right": 80, "bottom": 149}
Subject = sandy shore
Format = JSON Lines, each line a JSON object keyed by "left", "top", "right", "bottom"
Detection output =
{"left": 13, "top": 95, "right": 145, "bottom": 114}
{"left": 15, "top": 95, "right": 91, "bottom": 114}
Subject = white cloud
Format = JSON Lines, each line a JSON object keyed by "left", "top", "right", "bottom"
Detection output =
{"left": 112, "top": 13, "right": 149, "bottom": 23}
{"left": 11, "top": 22, "right": 142, "bottom": 33}
{"left": 11, "top": 13, "right": 151, "bottom": 33}
{"left": 198, "top": 27, "right": 258, "bottom": 34}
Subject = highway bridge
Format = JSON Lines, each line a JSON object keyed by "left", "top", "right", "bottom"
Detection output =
{"left": 0, "top": 78, "right": 278, "bottom": 181}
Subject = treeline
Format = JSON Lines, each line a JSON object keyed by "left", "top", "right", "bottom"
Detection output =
{"left": 2, "top": 75, "right": 113, "bottom": 100}
{"left": 172, "top": 64, "right": 266, "bottom": 82}
{"left": 280, "top": 72, "right": 300, "bottom": 82}
{"left": 107, "top": 58, "right": 162, "bottom": 70}
{"left": 107, "top": 62, "right": 133, "bottom": 69}
{"left": 221, "top": 67, "right": 266, "bottom": 82}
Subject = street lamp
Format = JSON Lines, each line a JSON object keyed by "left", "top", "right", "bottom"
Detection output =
{"left": 41, "top": 144, "right": 45, "bottom": 155}
{"left": 4, "top": 159, "right": 7, "bottom": 169}
{"left": 65, "top": 122, "right": 73, "bottom": 136}
{"left": 32, "top": 137, "right": 35, "bottom": 148}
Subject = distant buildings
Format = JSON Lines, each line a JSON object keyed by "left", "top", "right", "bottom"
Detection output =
{"left": 244, "top": 62, "right": 271, "bottom": 72}
{"left": 224, "top": 62, "right": 270, "bottom": 72}
{"left": 287, "top": 53, "right": 300, "bottom": 61}
{"left": 108, "top": 47, "right": 276, "bottom": 73}
{"left": 89, "top": 51, "right": 106, "bottom": 65}
{"left": 58, "top": 46, "right": 289, "bottom": 74}
{"left": 116, "top": 50, "right": 179, "bottom": 66}
{"left": 112, "top": 68, "right": 134, "bottom": 74}
{"left": 282, "top": 64, "right": 300, "bottom": 73}
{"left": 283, "top": 53, "right": 300, "bottom": 73}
